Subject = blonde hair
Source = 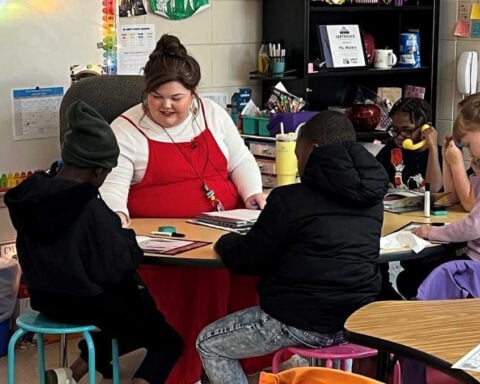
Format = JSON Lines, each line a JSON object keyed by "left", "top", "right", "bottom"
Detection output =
{"left": 454, "top": 93, "right": 480, "bottom": 141}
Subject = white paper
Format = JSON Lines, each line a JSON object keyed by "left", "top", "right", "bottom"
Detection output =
{"left": 453, "top": 343, "right": 480, "bottom": 372}
{"left": 117, "top": 24, "right": 156, "bottom": 75}
{"left": 380, "top": 231, "right": 433, "bottom": 254}
{"left": 200, "top": 209, "right": 261, "bottom": 221}
{"left": 11, "top": 87, "right": 63, "bottom": 141}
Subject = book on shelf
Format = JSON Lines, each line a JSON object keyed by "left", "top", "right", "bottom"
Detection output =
{"left": 383, "top": 189, "right": 450, "bottom": 213}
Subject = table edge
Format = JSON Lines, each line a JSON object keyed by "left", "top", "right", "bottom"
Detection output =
{"left": 345, "top": 330, "right": 479, "bottom": 384}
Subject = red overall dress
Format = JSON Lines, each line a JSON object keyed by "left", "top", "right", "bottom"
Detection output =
{"left": 122, "top": 107, "right": 270, "bottom": 383}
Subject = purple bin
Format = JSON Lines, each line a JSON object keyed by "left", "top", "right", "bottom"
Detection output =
{"left": 267, "top": 112, "right": 318, "bottom": 136}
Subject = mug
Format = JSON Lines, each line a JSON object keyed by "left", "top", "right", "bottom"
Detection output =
{"left": 374, "top": 49, "right": 397, "bottom": 70}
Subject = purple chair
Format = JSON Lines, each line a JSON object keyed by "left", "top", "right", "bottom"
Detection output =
{"left": 403, "top": 260, "right": 480, "bottom": 384}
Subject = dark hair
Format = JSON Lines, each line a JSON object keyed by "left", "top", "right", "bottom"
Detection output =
{"left": 142, "top": 34, "right": 201, "bottom": 105}
{"left": 454, "top": 95, "right": 480, "bottom": 140}
{"left": 297, "top": 110, "right": 356, "bottom": 146}
{"left": 389, "top": 97, "right": 432, "bottom": 127}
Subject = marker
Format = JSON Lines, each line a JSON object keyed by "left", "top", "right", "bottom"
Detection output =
{"left": 150, "top": 231, "right": 186, "bottom": 238}
{"left": 424, "top": 183, "right": 431, "bottom": 218}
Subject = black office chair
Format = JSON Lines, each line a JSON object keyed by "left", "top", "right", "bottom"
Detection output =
{"left": 59, "top": 74, "right": 145, "bottom": 144}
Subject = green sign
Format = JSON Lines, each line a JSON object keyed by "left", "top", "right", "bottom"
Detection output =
{"left": 151, "top": 0, "right": 210, "bottom": 20}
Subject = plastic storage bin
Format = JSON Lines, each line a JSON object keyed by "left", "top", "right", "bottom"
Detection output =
{"left": 242, "top": 116, "right": 270, "bottom": 136}
{"left": 267, "top": 112, "right": 318, "bottom": 135}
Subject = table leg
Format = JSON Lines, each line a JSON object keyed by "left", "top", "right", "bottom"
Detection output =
{"left": 376, "top": 350, "right": 389, "bottom": 382}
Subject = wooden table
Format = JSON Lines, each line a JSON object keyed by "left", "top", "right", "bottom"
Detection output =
{"left": 132, "top": 207, "right": 468, "bottom": 267}
{"left": 345, "top": 299, "right": 480, "bottom": 383}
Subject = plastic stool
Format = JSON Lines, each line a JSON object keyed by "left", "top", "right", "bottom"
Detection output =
{"left": 7, "top": 311, "right": 120, "bottom": 384}
{"left": 272, "top": 343, "right": 401, "bottom": 384}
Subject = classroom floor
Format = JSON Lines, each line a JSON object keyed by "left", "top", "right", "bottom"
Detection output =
{"left": 0, "top": 337, "right": 268, "bottom": 383}
{"left": 0, "top": 337, "right": 146, "bottom": 384}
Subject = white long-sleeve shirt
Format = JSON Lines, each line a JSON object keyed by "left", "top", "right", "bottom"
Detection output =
{"left": 100, "top": 98, "right": 262, "bottom": 218}
{"left": 429, "top": 175, "right": 480, "bottom": 260}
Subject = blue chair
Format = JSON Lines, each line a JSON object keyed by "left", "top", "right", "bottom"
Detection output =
{"left": 7, "top": 311, "right": 120, "bottom": 384}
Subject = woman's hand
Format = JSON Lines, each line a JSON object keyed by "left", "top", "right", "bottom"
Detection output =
{"left": 412, "top": 225, "right": 432, "bottom": 239}
{"left": 245, "top": 193, "right": 266, "bottom": 210}
{"left": 117, "top": 211, "right": 130, "bottom": 228}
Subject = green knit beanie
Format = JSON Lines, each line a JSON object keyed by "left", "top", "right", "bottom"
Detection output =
{"left": 62, "top": 101, "right": 119, "bottom": 169}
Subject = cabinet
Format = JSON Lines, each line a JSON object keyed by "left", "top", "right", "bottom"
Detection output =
{"left": 261, "top": 0, "right": 439, "bottom": 123}
{"left": 242, "top": 134, "right": 278, "bottom": 188}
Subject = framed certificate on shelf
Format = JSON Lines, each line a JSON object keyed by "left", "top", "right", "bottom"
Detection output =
{"left": 318, "top": 24, "right": 367, "bottom": 69}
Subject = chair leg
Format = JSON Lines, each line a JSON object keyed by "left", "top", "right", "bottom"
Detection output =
{"left": 111, "top": 339, "right": 120, "bottom": 384}
{"left": 82, "top": 331, "right": 96, "bottom": 384}
{"left": 7, "top": 329, "right": 27, "bottom": 384}
{"left": 271, "top": 349, "right": 285, "bottom": 373}
{"left": 37, "top": 333, "right": 46, "bottom": 384}
{"left": 393, "top": 360, "right": 402, "bottom": 384}
{"left": 59, "top": 334, "right": 68, "bottom": 367}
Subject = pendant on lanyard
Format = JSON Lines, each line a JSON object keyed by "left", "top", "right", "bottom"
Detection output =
{"left": 202, "top": 183, "right": 224, "bottom": 212}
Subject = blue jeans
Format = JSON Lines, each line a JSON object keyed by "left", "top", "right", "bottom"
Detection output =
{"left": 196, "top": 306, "right": 345, "bottom": 384}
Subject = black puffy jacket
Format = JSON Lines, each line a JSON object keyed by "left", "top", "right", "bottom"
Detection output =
{"left": 215, "top": 141, "right": 389, "bottom": 333}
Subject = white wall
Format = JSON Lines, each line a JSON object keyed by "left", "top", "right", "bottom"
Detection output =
{"left": 436, "top": 0, "right": 480, "bottom": 140}
{"left": 0, "top": 0, "right": 262, "bottom": 243}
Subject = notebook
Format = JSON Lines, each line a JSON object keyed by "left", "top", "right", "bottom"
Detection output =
{"left": 193, "top": 209, "right": 261, "bottom": 229}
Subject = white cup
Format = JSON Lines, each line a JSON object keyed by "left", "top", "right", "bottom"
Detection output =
{"left": 374, "top": 49, "right": 398, "bottom": 69}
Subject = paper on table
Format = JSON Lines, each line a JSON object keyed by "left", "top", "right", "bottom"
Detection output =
{"left": 200, "top": 209, "right": 261, "bottom": 221}
{"left": 136, "top": 236, "right": 211, "bottom": 255}
{"left": 452, "top": 343, "right": 480, "bottom": 372}
{"left": 380, "top": 231, "right": 433, "bottom": 254}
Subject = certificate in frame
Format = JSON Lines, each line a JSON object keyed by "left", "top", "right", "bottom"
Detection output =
{"left": 318, "top": 24, "right": 368, "bottom": 70}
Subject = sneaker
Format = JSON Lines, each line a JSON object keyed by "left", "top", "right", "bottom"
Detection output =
{"left": 45, "top": 368, "right": 77, "bottom": 384}
{"left": 279, "top": 354, "right": 309, "bottom": 370}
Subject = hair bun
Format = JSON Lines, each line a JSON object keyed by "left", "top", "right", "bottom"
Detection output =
{"left": 155, "top": 34, "right": 187, "bottom": 58}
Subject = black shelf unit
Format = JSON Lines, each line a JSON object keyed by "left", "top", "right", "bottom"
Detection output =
{"left": 261, "top": 0, "right": 440, "bottom": 121}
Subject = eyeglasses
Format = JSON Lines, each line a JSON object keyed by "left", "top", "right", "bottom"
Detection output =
{"left": 387, "top": 125, "right": 421, "bottom": 138}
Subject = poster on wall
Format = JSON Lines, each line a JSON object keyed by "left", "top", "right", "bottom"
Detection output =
{"left": 119, "top": 0, "right": 148, "bottom": 17}
{"left": 151, "top": 0, "right": 210, "bottom": 20}
{"left": 117, "top": 24, "right": 156, "bottom": 75}
{"left": 11, "top": 87, "right": 63, "bottom": 141}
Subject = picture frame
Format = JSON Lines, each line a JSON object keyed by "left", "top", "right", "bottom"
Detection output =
{"left": 317, "top": 24, "right": 368, "bottom": 69}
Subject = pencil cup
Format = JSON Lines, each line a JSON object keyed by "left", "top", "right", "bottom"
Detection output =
{"left": 270, "top": 57, "right": 286, "bottom": 77}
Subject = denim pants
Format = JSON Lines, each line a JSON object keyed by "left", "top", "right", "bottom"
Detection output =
{"left": 196, "top": 305, "right": 345, "bottom": 384}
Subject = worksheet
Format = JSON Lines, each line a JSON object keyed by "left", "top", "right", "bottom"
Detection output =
{"left": 453, "top": 343, "right": 480, "bottom": 372}
{"left": 136, "top": 236, "right": 210, "bottom": 255}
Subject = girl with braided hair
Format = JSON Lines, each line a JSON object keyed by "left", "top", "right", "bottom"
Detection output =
{"left": 376, "top": 97, "right": 442, "bottom": 192}
{"left": 376, "top": 98, "right": 443, "bottom": 300}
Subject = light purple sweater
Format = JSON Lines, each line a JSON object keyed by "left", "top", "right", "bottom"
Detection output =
{"left": 429, "top": 175, "right": 480, "bottom": 261}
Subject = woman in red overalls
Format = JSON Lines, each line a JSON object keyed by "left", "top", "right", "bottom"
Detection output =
{"left": 100, "top": 34, "right": 267, "bottom": 384}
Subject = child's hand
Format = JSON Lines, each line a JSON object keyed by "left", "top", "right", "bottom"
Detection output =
{"left": 443, "top": 135, "right": 464, "bottom": 167}
{"left": 412, "top": 224, "right": 432, "bottom": 239}
{"left": 422, "top": 125, "right": 438, "bottom": 150}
